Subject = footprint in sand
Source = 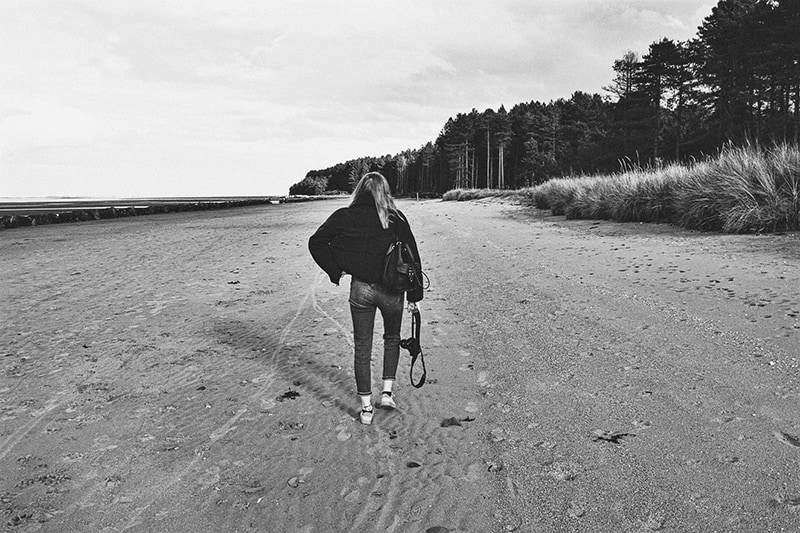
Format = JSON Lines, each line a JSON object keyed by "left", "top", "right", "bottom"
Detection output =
{"left": 463, "top": 462, "right": 484, "bottom": 482}
{"left": 546, "top": 461, "right": 581, "bottom": 481}
{"left": 287, "top": 467, "right": 313, "bottom": 488}
{"left": 493, "top": 509, "right": 522, "bottom": 531}
{"left": 567, "top": 501, "right": 586, "bottom": 518}
{"left": 335, "top": 423, "right": 351, "bottom": 441}
{"left": 341, "top": 476, "right": 371, "bottom": 502}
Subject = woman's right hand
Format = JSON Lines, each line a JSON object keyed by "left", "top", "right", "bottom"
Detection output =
{"left": 407, "top": 301, "right": 419, "bottom": 314}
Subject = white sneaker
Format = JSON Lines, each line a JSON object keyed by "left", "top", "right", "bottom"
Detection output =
{"left": 379, "top": 392, "right": 396, "bottom": 410}
{"left": 360, "top": 405, "right": 374, "bottom": 425}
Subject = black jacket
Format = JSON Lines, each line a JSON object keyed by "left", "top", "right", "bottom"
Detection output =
{"left": 308, "top": 198, "right": 423, "bottom": 302}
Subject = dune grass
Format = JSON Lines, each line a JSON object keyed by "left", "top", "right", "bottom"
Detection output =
{"left": 442, "top": 143, "right": 800, "bottom": 234}
{"left": 441, "top": 188, "right": 522, "bottom": 202}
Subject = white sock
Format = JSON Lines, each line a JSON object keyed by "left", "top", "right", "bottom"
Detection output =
{"left": 382, "top": 380, "right": 394, "bottom": 395}
{"left": 359, "top": 394, "right": 372, "bottom": 409}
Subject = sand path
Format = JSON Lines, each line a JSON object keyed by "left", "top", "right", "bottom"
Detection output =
{"left": 1, "top": 198, "right": 799, "bottom": 532}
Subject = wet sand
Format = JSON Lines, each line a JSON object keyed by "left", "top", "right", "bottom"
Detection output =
{"left": 1, "top": 198, "right": 799, "bottom": 532}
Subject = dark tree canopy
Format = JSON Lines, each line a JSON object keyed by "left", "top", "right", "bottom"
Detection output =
{"left": 291, "top": 0, "right": 800, "bottom": 196}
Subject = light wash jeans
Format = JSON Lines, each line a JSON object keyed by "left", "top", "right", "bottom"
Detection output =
{"left": 349, "top": 278, "right": 404, "bottom": 396}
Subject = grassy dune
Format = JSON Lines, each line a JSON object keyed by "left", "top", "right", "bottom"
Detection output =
{"left": 443, "top": 143, "right": 800, "bottom": 234}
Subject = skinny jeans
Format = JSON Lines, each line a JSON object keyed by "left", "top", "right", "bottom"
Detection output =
{"left": 349, "top": 278, "right": 404, "bottom": 396}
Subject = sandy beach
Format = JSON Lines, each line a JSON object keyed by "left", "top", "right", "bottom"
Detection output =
{"left": 2, "top": 198, "right": 799, "bottom": 532}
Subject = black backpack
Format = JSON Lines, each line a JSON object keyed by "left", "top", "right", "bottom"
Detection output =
{"left": 381, "top": 216, "right": 422, "bottom": 292}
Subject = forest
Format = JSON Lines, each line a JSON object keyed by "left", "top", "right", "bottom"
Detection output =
{"left": 289, "top": 0, "right": 800, "bottom": 197}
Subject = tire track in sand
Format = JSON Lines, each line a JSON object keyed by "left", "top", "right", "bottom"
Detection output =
{"left": 111, "top": 272, "right": 355, "bottom": 531}
{"left": 330, "top": 204, "right": 497, "bottom": 533}
{"left": 0, "top": 398, "right": 64, "bottom": 464}
{"left": 1, "top": 201, "right": 498, "bottom": 532}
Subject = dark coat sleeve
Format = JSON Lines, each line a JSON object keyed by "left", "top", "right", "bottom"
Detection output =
{"left": 308, "top": 212, "right": 344, "bottom": 285}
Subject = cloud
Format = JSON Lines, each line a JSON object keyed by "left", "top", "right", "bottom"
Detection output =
{"left": 0, "top": 0, "right": 717, "bottom": 197}
{"left": 0, "top": 101, "right": 99, "bottom": 154}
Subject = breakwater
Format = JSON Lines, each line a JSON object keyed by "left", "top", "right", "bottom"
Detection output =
{"left": 0, "top": 197, "right": 286, "bottom": 229}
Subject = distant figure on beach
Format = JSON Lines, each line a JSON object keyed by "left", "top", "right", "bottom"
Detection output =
{"left": 309, "top": 172, "right": 424, "bottom": 425}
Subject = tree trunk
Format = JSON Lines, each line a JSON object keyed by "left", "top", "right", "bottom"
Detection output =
{"left": 486, "top": 130, "right": 491, "bottom": 189}
{"left": 795, "top": 75, "right": 800, "bottom": 143}
{"left": 470, "top": 144, "right": 476, "bottom": 188}
{"left": 498, "top": 143, "right": 504, "bottom": 189}
{"left": 654, "top": 104, "right": 660, "bottom": 161}
{"left": 467, "top": 142, "right": 471, "bottom": 188}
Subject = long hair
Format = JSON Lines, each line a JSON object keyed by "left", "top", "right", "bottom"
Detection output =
{"left": 350, "top": 172, "right": 397, "bottom": 229}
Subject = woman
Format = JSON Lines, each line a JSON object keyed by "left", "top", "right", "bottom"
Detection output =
{"left": 309, "top": 172, "right": 423, "bottom": 425}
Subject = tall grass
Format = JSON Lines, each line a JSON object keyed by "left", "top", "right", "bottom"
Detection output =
{"left": 441, "top": 188, "right": 522, "bottom": 202}
{"left": 442, "top": 143, "right": 800, "bottom": 234}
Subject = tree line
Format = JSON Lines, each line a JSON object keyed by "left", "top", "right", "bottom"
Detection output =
{"left": 289, "top": 0, "right": 800, "bottom": 196}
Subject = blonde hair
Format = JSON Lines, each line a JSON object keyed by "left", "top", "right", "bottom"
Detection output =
{"left": 350, "top": 172, "right": 397, "bottom": 229}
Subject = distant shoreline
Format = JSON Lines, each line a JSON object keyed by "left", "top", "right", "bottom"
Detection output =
{"left": 0, "top": 195, "right": 345, "bottom": 230}
{"left": 0, "top": 196, "right": 284, "bottom": 210}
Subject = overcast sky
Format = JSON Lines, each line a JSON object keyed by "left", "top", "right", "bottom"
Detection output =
{"left": 0, "top": 0, "right": 714, "bottom": 199}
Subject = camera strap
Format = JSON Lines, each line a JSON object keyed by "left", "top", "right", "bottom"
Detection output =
{"left": 401, "top": 309, "right": 426, "bottom": 388}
